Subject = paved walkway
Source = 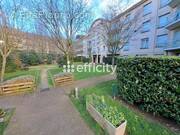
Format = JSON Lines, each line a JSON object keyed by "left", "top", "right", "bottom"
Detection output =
{"left": 64, "top": 74, "right": 116, "bottom": 94}
{"left": 39, "top": 68, "right": 49, "bottom": 90}
{"left": 0, "top": 74, "right": 115, "bottom": 135}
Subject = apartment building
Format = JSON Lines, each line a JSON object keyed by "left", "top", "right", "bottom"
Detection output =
{"left": 73, "top": 35, "right": 84, "bottom": 57}
{"left": 82, "top": 19, "right": 108, "bottom": 63}
{"left": 82, "top": 0, "right": 180, "bottom": 63}
{"left": 165, "top": 0, "right": 180, "bottom": 55}
{"left": 18, "top": 31, "right": 60, "bottom": 54}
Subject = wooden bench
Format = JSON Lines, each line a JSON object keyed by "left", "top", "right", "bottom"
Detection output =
{"left": 53, "top": 73, "right": 74, "bottom": 87}
{"left": 0, "top": 76, "right": 35, "bottom": 96}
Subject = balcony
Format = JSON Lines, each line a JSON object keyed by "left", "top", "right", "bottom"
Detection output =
{"left": 166, "top": 10, "right": 180, "bottom": 30}
{"left": 164, "top": 40, "right": 180, "bottom": 51}
{"left": 169, "top": 0, "right": 180, "bottom": 8}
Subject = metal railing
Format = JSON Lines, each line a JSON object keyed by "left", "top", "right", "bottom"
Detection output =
{"left": 172, "top": 40, "right": 180, "bottom": 47}
{"left": 168, "top": 10, "right": 180, "bottom": 24}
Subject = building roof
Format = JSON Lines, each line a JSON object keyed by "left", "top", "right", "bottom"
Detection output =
{"left": 113, "top": 0, "right": 148, "bottom": 20}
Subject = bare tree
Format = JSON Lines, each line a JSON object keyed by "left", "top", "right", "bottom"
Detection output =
{"left": 32, "top": 0, "right": 92, "bottom": 63}
{"left": 0, "top": 0, "right": 24, "bottom": 82}
{"left": 99, "top": 0, "right": 141, "bottom": 65}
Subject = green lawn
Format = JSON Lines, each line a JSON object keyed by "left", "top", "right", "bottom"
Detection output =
{"left": 48, "top": 65, "right": 110, "bottom": 87}
{"left": 5, "top": 69, "right": 41, "bottom": 85}
{"left": 0, "top": 109, "right": 15, "bottom": 135}
{"left": 70, "top": 81, "right": 177, "bottom": 135}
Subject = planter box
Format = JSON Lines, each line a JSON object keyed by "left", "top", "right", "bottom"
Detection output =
{"left": 53, "top": 73, "right": 74, "bottom": 87}
{"left": 87, "top": 103, "right": 127, "bottom": 135}
{"left": 0, "top": 76, "right": 35, "bottom": 96}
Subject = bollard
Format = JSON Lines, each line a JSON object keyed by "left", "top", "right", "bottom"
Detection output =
{"left": 112, "top": 84, "right": 118, "bottom": 100}
{"left": 75, "top": 87, "right": 79, "bottom": 99}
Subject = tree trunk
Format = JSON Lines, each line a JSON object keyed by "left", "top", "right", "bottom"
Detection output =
{"left": 66, "top": 53, "right": 70, "bottom": 64}
{"left": 112, "top": 55, "right": 115, "bottom": 66}
{"left": 1, "top": 56, "right": 7, "bottom": 82}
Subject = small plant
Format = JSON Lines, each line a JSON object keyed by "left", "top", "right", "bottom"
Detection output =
{"left": 0, "top": 109, "right": 5, "bottom": 118}
{"left": 87, "top": 95, "right": 125, "bottom": 127}
{"left": 0, "top": 109, "right": 6, "bottom": 123}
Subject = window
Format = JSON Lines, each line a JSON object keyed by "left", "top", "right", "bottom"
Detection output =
{"left": 124, "top": 14, "right": 131, "bottom": 24}
{"left": 123, "top": 43, "right": 129, "bottom": 51}
{"left": 156, "top": 34, "right": 168, "bottom": 48}
{"left": 143, "top": 2, "right": 152, "bottom": 15}
{"left": 175, "top": 8, "right": 180, "bottom": 20}
{"left": 142, "top": 21, "right": 151, "bottom": 32}
{"left": 141, "top": 38, "right": 149, "bottom": 49}
{"left": 103, "top": 46, "right": 106, "bottom": 51}
{"left": 160, "top": 0, "right": 170, "bottom": 8}
{"left": 111, "top": 23, "right": 117, "bottom": 30}
{"left": 159, "top": 14, "right": 169, "bottom": 28}
{"left": 173, "top": 30, "right": 180, "bottom": 47}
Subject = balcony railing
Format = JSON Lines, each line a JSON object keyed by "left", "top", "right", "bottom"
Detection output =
{"left": 165, "top": 40, "right": 180, "bottom": 50}
{"left": 166, "top": 10, "right": 180, "bottom": 30}
{"left": 172, "top": 40, "right": 180, "bottom": 47}
{"left": 169, "top": 0, "right": 180, "bottom": 8}
{"left": 170, "top": 11, "right": 180, "bottom": 22}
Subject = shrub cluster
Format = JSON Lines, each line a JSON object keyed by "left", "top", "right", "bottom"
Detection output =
{"left": 57, "top": 55, "right": 67, "bottom": 66}
{"left": 0, "top": 54, "right": 21, "bottom": 73}
{"left": 87, "top": 95, "right": 125, "bottom": 127}
{"left": 19, "top": 51, "right": 56, "bottom": 66}
{"left": 73, "top": 56, "right": 90, "bottom": 63}
{"left": 116, "top": 57, "right": 180, "bottom": 123}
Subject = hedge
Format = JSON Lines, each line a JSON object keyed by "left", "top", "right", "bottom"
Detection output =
{"left": 116, "top": 57, "right": 180, "bottom": 123}
{"left": 19, "top": 51, "right": 56, "bottom": 66}
{"left": 73, "top": 56, "right": 90, "bottom": 63}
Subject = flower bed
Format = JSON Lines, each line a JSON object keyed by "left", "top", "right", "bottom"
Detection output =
{"left": 1, "top": 75, "right": 35, "bottom": 85}
{"left": 86, "top": 95, "right": 127, "bottom": 135}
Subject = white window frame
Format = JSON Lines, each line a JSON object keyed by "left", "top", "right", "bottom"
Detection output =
{"left": 141, "top": 38, "right": 149, "bottom": 49}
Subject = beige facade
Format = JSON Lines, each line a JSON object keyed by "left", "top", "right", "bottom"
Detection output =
{"left": 82, "top": 0, "right": 180, "bottom": 63}
{"left": 18, "top": 32, "right": 59, "bottom": 54}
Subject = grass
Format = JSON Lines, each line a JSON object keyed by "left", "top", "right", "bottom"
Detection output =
{"left": 48, "top": 64, "right": 111, "bottom": 86}
{"left": 0, "top": 108, "right": 15, "bottom": 135}
{"left": 70, "top": 81, "right": 177, "bottom": 135}
{"left": 4, "top": 69, "right": 41, "bottom": 85}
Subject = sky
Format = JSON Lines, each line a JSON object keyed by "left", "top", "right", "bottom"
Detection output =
{"left": 87, "top": 0, "right": 140, "bottom": 19}
{"left": 1, "top": 0, "right": 140, "bottom": 33}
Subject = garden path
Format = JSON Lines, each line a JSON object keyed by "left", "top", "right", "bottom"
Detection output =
{"left": 39, "top": 68, "right": 49, "bottom": 91}
{"left": 0, "top": 74, "right": 115, "bottom": 135}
